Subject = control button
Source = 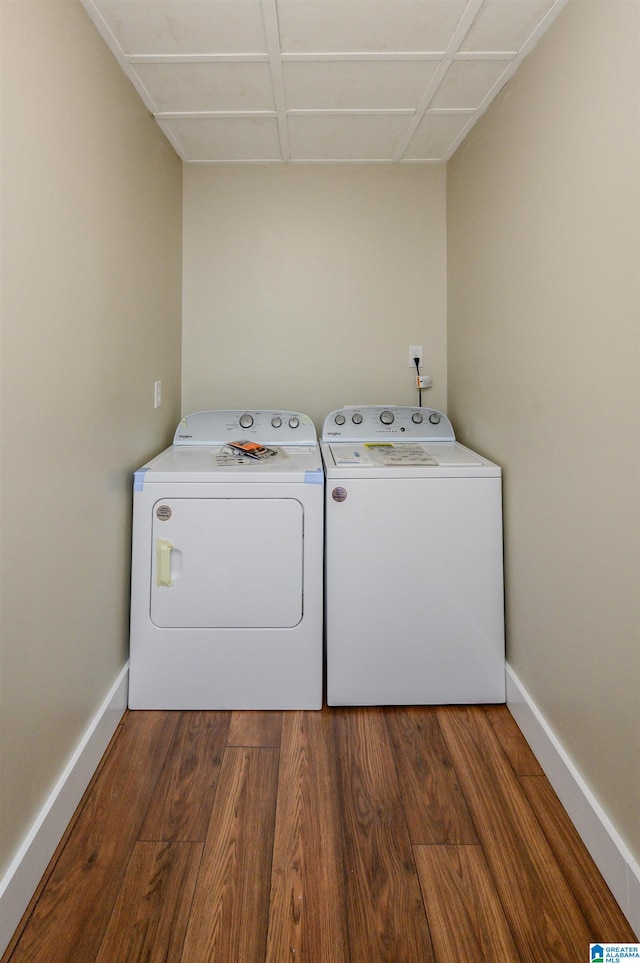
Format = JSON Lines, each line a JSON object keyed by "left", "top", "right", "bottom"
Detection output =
{"left": 335, "top": 413, "right": 346, "bottom": 426}
{"left": 412, "top": 412, "right": 423, "bottom": 424}
{"left": 380, "top": 410, "right": 395, "bottom": 425}
{"left": 271, "top": 416, "right": 282, "bottom": 428}
{"left": 429, "top": 412, "right": 441, "bottom": 425}
{"left": 289, "top": 417, "right": 300, "bottom": 429}
{"left": 352, "top": 412, "right": 363, "bottom": 425}
{"left": 239, "top": 413, "right": 254, "bottom": 429}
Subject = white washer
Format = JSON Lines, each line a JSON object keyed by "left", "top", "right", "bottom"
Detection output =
{"left": 129, "top": 410, "right": 323, "bottom": 709}
{"left": 321, "top": 405, "right": 505, "bottom": 706}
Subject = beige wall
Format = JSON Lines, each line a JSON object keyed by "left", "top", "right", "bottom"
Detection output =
{"left": 447, "top": 0, "right": 640, "bottom": 861}
{"left": 0, "top": 1, "right": 182, "bottom": 881}
{"left": 182, "top": 164, "right": 447, "bottom": 429}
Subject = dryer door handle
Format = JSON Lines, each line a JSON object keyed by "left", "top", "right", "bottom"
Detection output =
{"left": 156, "top": 539, "right": 173, "bottom": 587}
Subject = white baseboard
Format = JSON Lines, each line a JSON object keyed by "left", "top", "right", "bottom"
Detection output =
{"left": 0, "top": 664, "right": 129, "bottom": 956}
{"left": 506, "top": 662, "right": 640, "bottom": 937}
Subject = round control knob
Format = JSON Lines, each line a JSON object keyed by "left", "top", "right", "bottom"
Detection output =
{"left": 380, "top": 410, "right": 395, "bottom": 425}
{"left": 412, "top": 412, "right": 423, "bottom": 424}
{"left": 429, "top": 412, "right": 441, "bottom": 425}
{"left": 271, "top": 416, "right": 282, "bottom": 428}
{"left": 352, "top": 412, "right": 363, "bottom": 425}
{"left": 288, "top": 416, "right": 300, "bottom": 429}
{"left": 239, "top": 413, "right": 254, "bottom": 429}
{"left": 335, "top": 413, "right": 346, "bottom": 426}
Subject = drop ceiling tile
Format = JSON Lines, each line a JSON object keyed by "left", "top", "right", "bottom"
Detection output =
{"left": 82, "top": 0, "right": 567, "bottom": 163}
{"left": 277, "top": 0, "right": 468, "bottom": 53}
{"left": 430, "top": 59, "right": 510, "bottom": 109}
{"left": 288, "top": 113, "right": 411, "bottom": 160}
{"left": 92, "top": 0, "right": 268, "bottom": 55}
{"left": 158, "top": 116, "right": 282, "bottom": 162}
{"left": 460, "top": 0, "right": 555, "bottom": 52}
{"left": 132, "top": 61, "right": 275, "bottom": 112}
{"left": 404, "top": 111, "right": 472, "bottom": 159}
{"left": 283, "top": 60, "right": 439, "bottom": 110}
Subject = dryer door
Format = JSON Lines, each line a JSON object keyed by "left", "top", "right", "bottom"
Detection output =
{"left": 150, "top": 497, "right": 303, "bottom": 628}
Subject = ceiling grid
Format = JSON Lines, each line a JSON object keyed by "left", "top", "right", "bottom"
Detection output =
{"left": 82, "top": 0, "right": 567, "bottom": 163}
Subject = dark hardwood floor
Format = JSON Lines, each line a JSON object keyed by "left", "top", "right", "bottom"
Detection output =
{"left": 3, "top": 705, "right": 635, "bottom": 963}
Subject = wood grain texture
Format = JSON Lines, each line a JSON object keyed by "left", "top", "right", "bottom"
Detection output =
{"left": 415, "top": 844, "right": 520, "bottom": 963}
{"left": 0, "top": 716, "right": 128, "bottom": 961}
{"left": 438, "top": 706, "right": 593, "bottom": 962}
{"left": 228, "top": 710, "right": 283, "bottom": 747}
{"left": 484, "top": 705, "right": 544, "bottom": 776}
{"left": 265, "top": 709, "right": 349, "bottom": 963}
{"left": 6, "top": 711, "right": 178, "bottom": 963}
{"left": 140, "top": 711, "right": 230, "bottom": 842}
{"left": 94, "top": 841, "right": 202, "bottom": 963}
{"left": 385, "top": 706, "right": 478, "bottom": 844}
{"left": 333, "top": 707, "right": 435, "bottom": 963}
{"left": 521, "top": 775, "right": 637, "bottom": 942}
{"left": 5, "top": 706, "right": 635, "bottom": 963}
{"left": 179, "top": 747, "right": 279, "bottom": 963}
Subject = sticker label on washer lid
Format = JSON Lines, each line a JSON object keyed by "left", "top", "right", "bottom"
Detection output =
{"left": 369, "top": 444, "right": 438, "bottom": 466}
{"left": 332, "top": 447, "right": 376, "bottom": 466}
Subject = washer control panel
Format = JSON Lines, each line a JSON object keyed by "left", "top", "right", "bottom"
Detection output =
{"left": 322, "top": 406, "right": 455, "bottom": 442}
{"left": 174, "top": 410, "right": 317, "bottom": 446}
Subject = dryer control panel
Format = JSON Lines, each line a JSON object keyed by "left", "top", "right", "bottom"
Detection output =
{"left": 322, "top": 406, "right": 455, "bottom": 442}
{"left": 174, "top": 410, "right": 317, "bottom": 446}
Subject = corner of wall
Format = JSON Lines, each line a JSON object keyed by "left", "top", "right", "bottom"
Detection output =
{"left": 0, "top": 666, "right": 129, "bottom": 957}
{"left": 507, "top": 664, "right": 640, "bottom": 936}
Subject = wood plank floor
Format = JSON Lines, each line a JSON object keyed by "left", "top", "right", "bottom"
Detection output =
{"left": 3, "top": 705, "right": 635, "bottom": 963}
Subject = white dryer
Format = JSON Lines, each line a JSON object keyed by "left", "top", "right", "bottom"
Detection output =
{"left": 129, "top": 410, "right": 323, "bottom": 709}
{"left": 321, "top": 405, "right": 505, "bottom": 706}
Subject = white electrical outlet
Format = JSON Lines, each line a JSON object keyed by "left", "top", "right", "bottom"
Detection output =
{"left": 409, "top": 345, "right": 423, "bottom": 367}
{"left": 154, "top": 381, "right": 162, "bottom": 409}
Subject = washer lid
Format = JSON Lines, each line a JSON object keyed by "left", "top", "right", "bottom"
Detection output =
{"left": 328, "top": 442, "right": 440, "bottom": 467}
{"left": 321, "top": 440, "right": 500, "bottom": 477}
{"left": 322, "top": 405, "right": 455, "bottom": 442}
